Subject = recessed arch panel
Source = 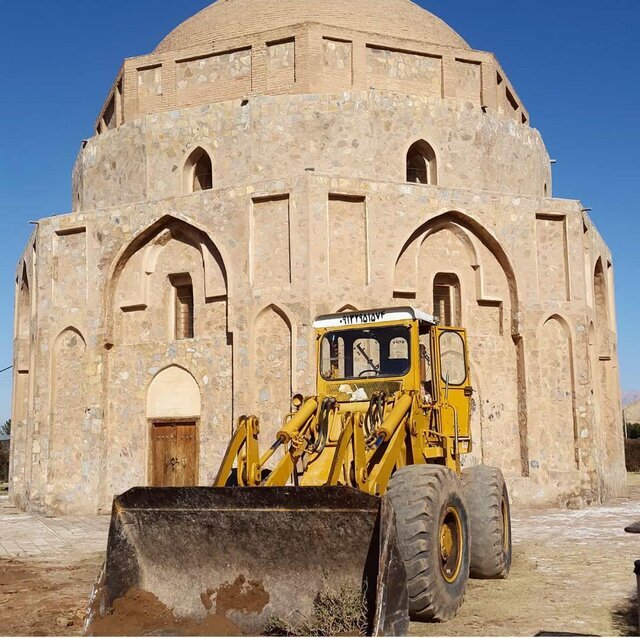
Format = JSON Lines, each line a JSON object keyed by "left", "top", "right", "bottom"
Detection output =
{"left": 49, "top": 327, "right": 88, "bottom": 489}
{"left": 253, "top": 304, "right": 293, "bottom": 448}
{"left": 393, "top": 210, "right": 526, "bottom": 476}
{"left": 147, "top": 365, "right": 201, "bottom": 419}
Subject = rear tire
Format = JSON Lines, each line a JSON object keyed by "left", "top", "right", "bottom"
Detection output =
{"left": 461, "top": 465, "right": 512, "bottom": 579}
{"left": 386, "top": 465, "right": 470, "bottom": 622}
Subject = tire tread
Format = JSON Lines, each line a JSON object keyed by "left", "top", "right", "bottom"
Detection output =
{"left": 387, "top": 465, "right": 470, "bottom": 622}
{"left": 461, "top": 465, "right": 512, "bottom": 579}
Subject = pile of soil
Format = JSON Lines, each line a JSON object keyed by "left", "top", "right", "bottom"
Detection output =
{"left": 88, "top": 576, "right": 270, "bottom": 637}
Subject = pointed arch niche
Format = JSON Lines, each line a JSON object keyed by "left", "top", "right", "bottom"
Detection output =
{"left": 535, "top": 315, "right": 579, "bottom": 473}
{"left": 252, "top": 305, "right": 293, "bottom": 448}
{"left": 393, "top": 211, "right": 527, "bottom": 477}
{"left": 107, "top": 216, "right": 228, "bottom": 347}
{"left": 104, "top": 216, "right": 232, "bottom": 491}
{"left": 49, "top": 327, "right": 87, "bottom": 487}
{"left": 593, "top": 257, "right": 610, "bottom": 356}
{"left": 592, "top": 257, "right": 621, "bottom": 477}
{"left": 14, "top": 263, "right": 31, "bottom": 424}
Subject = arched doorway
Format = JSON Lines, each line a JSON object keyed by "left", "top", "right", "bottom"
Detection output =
{"left": 102, "top": 215, "right": 231, "bottom": 499}
{"left": 147, "top": 365, "right": 201, "bottom": 487}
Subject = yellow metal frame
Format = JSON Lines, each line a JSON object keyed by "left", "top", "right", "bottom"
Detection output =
{"left": 213, "top": 316, "right": 473, "bottom": 494}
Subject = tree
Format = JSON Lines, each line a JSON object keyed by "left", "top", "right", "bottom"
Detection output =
{"left": 1, "top": 419, "right": 10, "bottom": 436}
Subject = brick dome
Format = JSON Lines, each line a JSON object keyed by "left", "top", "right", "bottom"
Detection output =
{"left": 154, "top": 0, "right": 470, "bottom": 53}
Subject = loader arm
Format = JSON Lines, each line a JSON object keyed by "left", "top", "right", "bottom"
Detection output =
{"left": 214, "top": 397, "right": 320, "bottom": 488}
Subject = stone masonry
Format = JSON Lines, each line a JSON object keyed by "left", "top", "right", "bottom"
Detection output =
{"left": 9, "top": 0, "right": 625, "bottom": 514}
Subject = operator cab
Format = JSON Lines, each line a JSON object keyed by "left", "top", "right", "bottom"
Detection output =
{"left": 313, "top": 307, "right": 441, "bottom": 402}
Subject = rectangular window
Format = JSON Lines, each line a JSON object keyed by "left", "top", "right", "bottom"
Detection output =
{"left": 174, "top": 283, "right": 194, "bottom": 339}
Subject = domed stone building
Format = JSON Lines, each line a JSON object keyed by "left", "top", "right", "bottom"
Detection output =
{"left": 9, "top": 0, "right": 624, "bottom": 514}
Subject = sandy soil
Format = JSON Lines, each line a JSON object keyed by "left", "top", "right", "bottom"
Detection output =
{"left": 0, "top": 554, "right": 103, "bottom": 636}
{"left": 2, "top": 479, "right": 640, "bottom": 637}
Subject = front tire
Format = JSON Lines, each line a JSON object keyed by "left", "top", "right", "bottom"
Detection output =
{"left": 461, "top": 465, "right": 512, "bottom": 579}
{"left": 387, "top": 465, "right": 470, "bottom": 622}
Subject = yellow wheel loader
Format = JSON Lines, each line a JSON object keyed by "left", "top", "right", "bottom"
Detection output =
{"left": 89, "top": 307, "right": 512, "bottom": 636}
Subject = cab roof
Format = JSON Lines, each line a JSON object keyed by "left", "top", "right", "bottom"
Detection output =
{"left": 312, "top": 306, "right": 438, "bottom": 329}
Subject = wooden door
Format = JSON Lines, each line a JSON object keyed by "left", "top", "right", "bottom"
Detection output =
{"left": 151, "top": 422, "right": 197, "bottom": 487}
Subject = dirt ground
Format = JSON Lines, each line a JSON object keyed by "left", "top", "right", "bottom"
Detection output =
{"left": 2, "top": 478, "right": 640, "bottom": 637}
{"left": 0, "top": 554, "right": 103, "bottom": 636}
{"left": 414, "top": 475, "right": 640, "bottom": 637}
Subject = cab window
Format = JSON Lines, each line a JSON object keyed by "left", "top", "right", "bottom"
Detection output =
{"left": 320, "top": 326, "right": 411, "bottom": 380}
{"left": 439, "top": 331, "right": 466, "bottom": 385}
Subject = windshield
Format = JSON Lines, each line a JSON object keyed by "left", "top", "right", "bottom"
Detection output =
{"left": 320, "top": 325, "right": 411, "bottom": 381}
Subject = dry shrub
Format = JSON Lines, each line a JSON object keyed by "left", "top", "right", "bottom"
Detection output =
{"left": 264, "top": 585, "right": 368, "bottom": 636}
{"left": 625, "top": 438, "right": 640, "bottom": 472}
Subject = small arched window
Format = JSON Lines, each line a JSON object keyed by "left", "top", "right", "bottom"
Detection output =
{"left": 184, "top": 147, "right": 213, "bottom": 193}
{"left": 433, "top": 273, "right": 461, "bottom": 326}
{"left": 406, "top": 140, "right": 437, "bottom": 185}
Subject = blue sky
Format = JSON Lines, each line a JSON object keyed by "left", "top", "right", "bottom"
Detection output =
{"left": 0, "top": 1, "right": 638, "bottom": 422}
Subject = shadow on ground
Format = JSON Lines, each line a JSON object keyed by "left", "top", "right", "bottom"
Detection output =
{"left": 610, "top": 589, "right": 639, "bottom": 637}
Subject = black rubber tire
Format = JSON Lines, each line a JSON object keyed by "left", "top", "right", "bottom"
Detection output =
{"left": 461, "top": 465, "right": 512, "bottom": 579}
{"left": 386, "top": 465, "right": 470, "bottom": 622}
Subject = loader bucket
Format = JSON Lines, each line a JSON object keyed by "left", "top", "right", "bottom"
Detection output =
{"left": 86, "top": 486, "right": 409, "bottom": 636}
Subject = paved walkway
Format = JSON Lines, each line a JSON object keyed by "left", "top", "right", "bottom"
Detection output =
{"left": 0, "top": 495, "right": 109, "bottom": 558}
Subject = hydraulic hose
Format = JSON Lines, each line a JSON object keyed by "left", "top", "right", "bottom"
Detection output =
{"left": 310, "top": 397, "right": 335, "bottom": 455}
{"left": 364, "top": 391, "right": 387, "bottom": 439}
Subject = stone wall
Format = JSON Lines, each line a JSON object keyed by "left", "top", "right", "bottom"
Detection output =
{"left": 10, "top": 0, "right": 624, "bottom": 515}
{"left": 78, "top": 90, "right": 550, "bottom": 213}
{"left": 10, "top": 172, "right": 624, "bottom": 513}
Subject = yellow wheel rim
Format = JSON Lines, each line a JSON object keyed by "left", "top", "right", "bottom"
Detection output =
{"left": 439, "top": 506, "right": 463, "bottom": 583}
